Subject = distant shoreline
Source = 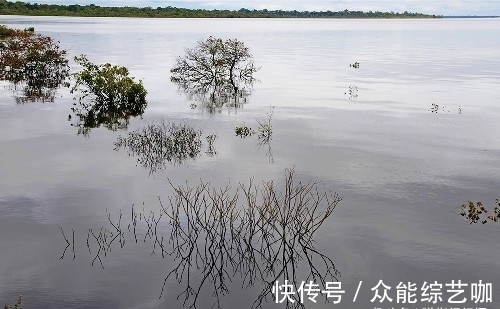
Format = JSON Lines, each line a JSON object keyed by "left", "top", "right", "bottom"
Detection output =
{"left": 442, "top": 16, "right": 499, "bottom": 18}
{"left": 0, "top": 1, "right": 443, "bottom": 19}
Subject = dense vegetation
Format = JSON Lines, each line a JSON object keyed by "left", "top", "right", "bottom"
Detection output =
{"left": 0, "top": 0, "right": 440, "bottom": 18}
{"left": 0, "top": 25, "right": 69, "bottom": 103}
{"left": 70, "top": 55, "right": 147, "bottom": 135}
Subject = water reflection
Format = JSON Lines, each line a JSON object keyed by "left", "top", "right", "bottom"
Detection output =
{"left": 61, "top": 170, "right": 342, "bottom": 309}
{"left": 0, "top": 30, "right": 70, "bottom": 103}
{"left": 176, "top": 78, "right": 253, "bottom": 113}
{"left": 256, "top": 107, "right": 274, "bottom": 163}
{"left": 170, "top": 37, "right": 258, "bottom": 113}
{"left": 345, "top": 84, "right": 358, "bottom": 100}
{"left": 205, "top": 134, "right": 218, "bottom": 157}
{"left": 69, "top": 96, "right": 147, "bottom": 135}
{"left": 114, "top": 121, "right": 203, "bottom": 174}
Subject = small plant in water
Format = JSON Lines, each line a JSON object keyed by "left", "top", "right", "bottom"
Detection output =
{"left": 257, "top": 106, "right": 274, "bottom": 142}
{"left": 459, "top": 199, "right": 500, "bottom": 224}
{"left": 428, "top": 103, "right": 439, "bottom": 113}
{"left": 205, "top": 134, "right": 218, "bottom": 156}
{"left": 235, "top": 124, "right": 254, "bottom": 137}
{"left": 345, "top": 84, "right": 358, "bottom": 100}
{"left": 3, "top": 295, "right": 22, "bottom": 309}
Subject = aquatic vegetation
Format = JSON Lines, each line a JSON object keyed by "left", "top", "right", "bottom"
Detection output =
{"left": 233, "top": 107, "right": 275, "bottom": 161}
{"left": 205, "top": 134, "right": 218, "bottom": 156}
{"left": 61, "top": 169, "right": 343, "bottom": 309}
{"left": 459, "top": 199, "right": 500, "bottom": 224}
{"left": 256, "top": 107, "right": 275, "bottom": 163}
{"left": 256, "top": 106, "right": 274, "bottom": 142}
{"left": 235, "top": 124, "right": 254, "bottom": 137}
{"left": 428, "top": 103, "right": 460, "bottom": 113}
{"left": 70, "top": 55, "right": 147, "bottom": 135}
{"left": 3, "top": 296, "right": 22, "bottom": 309}
{"left": 171, "top": 36, "right": 258, "bottom": 112}
{"left": 349, "top": 61, "right": 360, "bottom": 68}
{"left": 345, "top": 84, "right": 358, "bottom": 100}
{"left": 0, "top": 26, "right": 69, "bottom": 103}
{"left": 114, "top": 121, "right": 202, "bottom": 174}
{"left": 429, "top": 103, "right": 439, "bottom": 113}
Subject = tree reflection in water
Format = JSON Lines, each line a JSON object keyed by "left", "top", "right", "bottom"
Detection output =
{"left": 61, "top": 169, "right": 342, "bottom": 309}
{"left": 114, "top": 121, "right": 203, "bottom": 174}
{"left": 70, "top": 96, "right": 147, "bottom": 135}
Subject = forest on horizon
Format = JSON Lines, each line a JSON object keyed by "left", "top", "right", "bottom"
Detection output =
{"left": 0, "top": 0, "right": 442, "bottom": 18}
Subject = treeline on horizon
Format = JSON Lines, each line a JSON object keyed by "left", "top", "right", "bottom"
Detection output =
{"left": 0, "top": 0, "right": 441, "bottom": 18}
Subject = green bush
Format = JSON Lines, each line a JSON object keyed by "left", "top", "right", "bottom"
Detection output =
{"left": 70, "top": 55, "right": 147, "bottom": 134}
{"left": 71, "top": 54, "right": 147, "bottom": 106}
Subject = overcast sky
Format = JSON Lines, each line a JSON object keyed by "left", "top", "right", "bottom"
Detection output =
{"left": 32, "top": 0, "right": 500, "bottom": 16}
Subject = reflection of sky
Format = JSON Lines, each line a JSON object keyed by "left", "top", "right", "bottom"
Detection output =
{"left": 1, "top": 16, "right": 500, "bottom": 309}
{"left": 21, "top": 0, "right": 500, "bottom": 16}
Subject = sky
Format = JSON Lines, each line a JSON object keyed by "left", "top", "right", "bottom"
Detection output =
{"left": 28, "top": 0, "right": 500, "bottom": 16}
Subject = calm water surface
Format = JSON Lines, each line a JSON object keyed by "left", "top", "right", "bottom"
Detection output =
{"left": 1, "top": 16, "right": 500, "bottom": 308}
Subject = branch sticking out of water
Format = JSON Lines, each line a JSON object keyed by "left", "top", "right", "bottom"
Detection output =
{"left": 63, "top": 169, "right": 342, "bottom": 309}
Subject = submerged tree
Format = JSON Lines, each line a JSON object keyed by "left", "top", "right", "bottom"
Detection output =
{"left": 170, "top": 36, "right": 258, "bottom": 112}
{"left": 70, "top": 55, "right": 147, "bottom": 135}
{"left": 0, "top": 26, "right": 69, "bottom": 103}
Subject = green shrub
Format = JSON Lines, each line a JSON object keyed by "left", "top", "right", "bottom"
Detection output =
{"left": 70, "top": 55, "right": 147, "bottom": 134}
{"left": 71, "top": 54, "right": 147, "bottom": 106}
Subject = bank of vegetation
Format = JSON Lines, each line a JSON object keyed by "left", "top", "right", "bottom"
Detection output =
{"left": 0, "top": 0, "right": 440, "bottom": 18}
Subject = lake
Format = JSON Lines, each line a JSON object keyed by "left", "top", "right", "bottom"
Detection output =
{"left": 1, "top": 16, "right": 500, "bottom": 309}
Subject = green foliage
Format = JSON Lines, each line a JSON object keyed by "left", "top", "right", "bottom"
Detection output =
{"left": 3, "top": 295, "right": 22, "bottom": 309}
{"left": 70, "top": 55, "right": 147, "bottom": 134}
{"left": 0, "top": 24, "right": 17, "bottom": 38}
{"left": 0, "top": 26, "right": 69, "bottom": 103}
{"left": 459, "top": 199, "right": 500, "bottom": 224}
{"left": 71, "top": 54, "right": 147, "bottom": 106}
{"left": 0, "top": 2, "right": 442, "bottom": 18}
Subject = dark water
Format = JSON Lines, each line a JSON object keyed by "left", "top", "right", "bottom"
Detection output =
{"left": 1, "top": 16, "right": 500, "bottom": 308}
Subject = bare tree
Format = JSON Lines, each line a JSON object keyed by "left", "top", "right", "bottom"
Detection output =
{"left": 63, "top": 169, "right": 343, "bottom": 309}
{"left": 171, "top": 36, "right": 259, "bottom": 112}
